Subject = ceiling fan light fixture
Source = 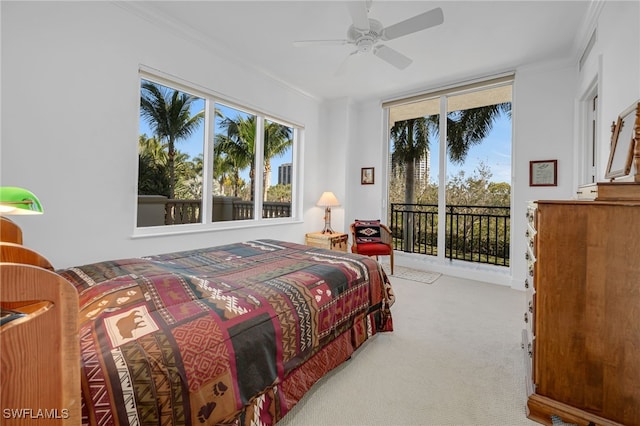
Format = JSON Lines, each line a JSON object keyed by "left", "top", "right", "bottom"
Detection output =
{"left": 356, "top": 37, "right": 375, "bottom": 53}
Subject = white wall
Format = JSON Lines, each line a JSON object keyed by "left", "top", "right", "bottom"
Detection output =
{"left": 578, "top": 1, "right": 640, "bottom": 173}
{"left": 1, "top": 2, "right": 324, "bottom": 268}
{"left": 310, "top": 98, "right": 353, "bottom": 234}
{"left": 340, "top": 0, "right": 640, "bottom": 289}
{"left": 345, "top": 100, "right": 388, "bottom": 225}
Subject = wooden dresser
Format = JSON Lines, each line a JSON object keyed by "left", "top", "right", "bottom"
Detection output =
{"left": 304, "top": 232, "right": 348, "bottom": 252}
{"left": 524, "top": 199, "right": 640, "bottom": 426}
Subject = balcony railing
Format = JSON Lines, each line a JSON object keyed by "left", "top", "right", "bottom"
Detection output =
{"left": 233, "top": 201, "right": 291, "bottom": 220}
{"left": 137, "top": 196, "right": 292, "bottom": 226}
{"left": 390, "top": 203, "right": 510, "bottom": 267}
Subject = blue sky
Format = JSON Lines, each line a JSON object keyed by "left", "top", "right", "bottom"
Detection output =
{"left": 442, "top": 112, "right": 512, "bottom": 184}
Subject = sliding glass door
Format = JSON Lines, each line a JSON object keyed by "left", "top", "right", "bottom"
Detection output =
{"left": 387, "top": 78, "right": 512, "bottom": 267}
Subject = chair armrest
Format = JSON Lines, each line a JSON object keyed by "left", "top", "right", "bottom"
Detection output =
{"left": 380, "top": 223, "right": 393, "bottom": 246}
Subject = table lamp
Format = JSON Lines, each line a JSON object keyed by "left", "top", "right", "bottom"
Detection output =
{"left": 0, "top": 187, "right": 44, "bottom": 215}
{"left": 316, "top": 191, "right": 340, "bottom": 234}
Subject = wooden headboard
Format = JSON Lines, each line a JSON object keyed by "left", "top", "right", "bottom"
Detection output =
{"left": 0, "top": 220, "right": 80, "bottom": 425}
{"left": 0, "top": 216, "right": 23, "bottom": 244}
{"left": 0, "top": 242, "right": 54, "bottom": 270}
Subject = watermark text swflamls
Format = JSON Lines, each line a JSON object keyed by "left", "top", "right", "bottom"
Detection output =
{"left": 3, "top": 408, "right": 70, "bottom": 420}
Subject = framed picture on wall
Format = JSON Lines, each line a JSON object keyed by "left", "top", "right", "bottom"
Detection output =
{"left": 361, "top": 167, "right": 374, "bottom": 185}
{"left": 529, "top": 160, "right": 557, "bottom": 187}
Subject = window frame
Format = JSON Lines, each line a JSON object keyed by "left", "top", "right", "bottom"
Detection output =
{"left": 134, "top": 69, "right": 302, "bottom": 238}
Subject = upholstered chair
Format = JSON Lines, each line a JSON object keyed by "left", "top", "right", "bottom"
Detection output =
{"left": 350, "top": 219, "right": 394, "bottom": 275}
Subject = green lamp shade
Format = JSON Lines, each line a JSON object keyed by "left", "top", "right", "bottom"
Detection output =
{"left": 0, "top": 187, "right": 44, "bottom": 215}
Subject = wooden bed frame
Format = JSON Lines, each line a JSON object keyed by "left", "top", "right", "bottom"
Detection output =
{"left": 0, "top": 218, "right": 80, "bottom": 425}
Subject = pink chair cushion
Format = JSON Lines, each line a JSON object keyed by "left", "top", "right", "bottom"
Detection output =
{"left": 353, "top": 242, "right": 390, "bottom": 256}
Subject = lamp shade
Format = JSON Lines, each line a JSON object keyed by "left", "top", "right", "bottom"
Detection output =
{"left": 0, "top": 187, "right": 44, "bottom": 215}
{"left": 316, "top": 191, "right": 340, "bottom": 207}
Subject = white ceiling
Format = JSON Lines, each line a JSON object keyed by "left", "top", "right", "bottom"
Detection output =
{"left": 130, "top": 0, "right": 591, "bottom": 102}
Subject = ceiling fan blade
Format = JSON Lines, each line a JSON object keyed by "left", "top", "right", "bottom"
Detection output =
{"left": 347, "top": 1, "right": 370, "bottom": 32}
{"left": 382, "top": 7, "right": 444, "bottom": 41}
{"left": 374, "top": 45, "right": 413, "bottom": 70}
{"left": 335, "top": 50, "right": 358, "bottom": 76}
{"left": 293, "top": 39, "right": 350, "bottom": 47}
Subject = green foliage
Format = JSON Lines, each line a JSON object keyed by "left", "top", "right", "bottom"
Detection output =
{"left": 391, "top": 162, "right": 511, "bottom": 207}
{"left": 443, "top": 161, "right": 510, "bottom": 207}
{"left": 267, "top": 184, "right": 292, "bottom": 202}
{"left": 138, "top": 134, "right": 200, "bottom": 199}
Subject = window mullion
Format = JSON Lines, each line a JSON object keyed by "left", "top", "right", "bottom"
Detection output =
{"left": 437, "top": 95, "right": 447, "bottom": 261}
{"left": 254, "top": 116, "right": 265, "bottom": 220}
{"left": 290, "top": 128, "right": 300, "bottom": 220}
{"left": 202, "top": 98, "right": 215, "bottom": 223}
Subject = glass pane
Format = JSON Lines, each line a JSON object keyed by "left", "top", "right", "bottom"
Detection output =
{"left": 445, "top": 86, "right": 512, "bottom": 266}
{"left": 388, "top": 97, "right": 440, "bottom": 256}
{"left": 213, "top": 103, "right": 256, "bottom": 221}
{"left": 263, "top": 120, "right": 293, "bottom": 218}
{"left": 137, "top": 79, "right": 205, "bottom": 227}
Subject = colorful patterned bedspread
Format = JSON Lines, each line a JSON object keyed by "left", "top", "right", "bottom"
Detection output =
{"left": 58, "top": 239, "right": 394, "bottom": 425}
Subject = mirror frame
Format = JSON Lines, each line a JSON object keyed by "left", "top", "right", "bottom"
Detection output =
{"left": 604, "top": 101, "right": 640, "bottom": 180}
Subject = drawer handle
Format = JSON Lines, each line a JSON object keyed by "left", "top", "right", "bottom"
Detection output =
{"left": 528, "top": 301, "right": 533, "bottom": 313}
{"left": 524, "top": 312, "right": 529, "bottom": 323}
{"left": 524, "top": 279, "right": 529, "bottom": 289}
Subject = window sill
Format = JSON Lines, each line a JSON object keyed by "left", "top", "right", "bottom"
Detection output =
{"left": 132, "top": 217, "right": 303, "bottom": 239}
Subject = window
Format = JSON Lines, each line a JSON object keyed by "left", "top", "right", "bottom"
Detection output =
{"left": 136, "top": 72, "right": 299, "bottom": 231}
{"left": 386, "top": 75, "right": 513, "bottom": 267}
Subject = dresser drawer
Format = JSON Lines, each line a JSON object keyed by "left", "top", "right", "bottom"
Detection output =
{"left": 575, "top": 183, "right": 598, "bottom": 200}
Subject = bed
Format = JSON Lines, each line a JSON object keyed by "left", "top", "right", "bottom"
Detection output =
{"left": 0, "top": 219, "right": 394, "bottom": 425}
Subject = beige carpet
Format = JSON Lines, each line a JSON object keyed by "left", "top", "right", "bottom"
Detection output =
{"left": 279, "top": 274, "right": 538, "bottom": 426}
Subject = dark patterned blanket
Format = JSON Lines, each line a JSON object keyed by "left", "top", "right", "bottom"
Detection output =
{"left": 58, "top": 239, "right": 394, "bottom": 425}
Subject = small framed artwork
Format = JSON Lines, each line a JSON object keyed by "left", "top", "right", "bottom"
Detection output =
{"left": 529, "top": 160, "right": 557, "bottom": 187}
{"left": 604, "top": 101, "right": 639, "bottom": 180}
{"left": 361, "top": 167, "right": 374, "bottom": 185}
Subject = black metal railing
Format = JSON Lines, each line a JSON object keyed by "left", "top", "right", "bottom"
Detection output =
{"left": 390, "top": 203, "right": 510, "bottom": 267}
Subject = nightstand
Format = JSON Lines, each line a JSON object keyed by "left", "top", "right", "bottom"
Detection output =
{"left": 305, "top": 232, "right": 348, "bottom": 252}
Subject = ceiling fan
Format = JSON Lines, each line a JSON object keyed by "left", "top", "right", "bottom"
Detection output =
{"left": 293, "top": 1, "right": 444, "bottom": 71}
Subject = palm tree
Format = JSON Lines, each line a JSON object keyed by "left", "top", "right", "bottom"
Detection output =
{"left": 391, "top": 117, "right": 437, "bottom": 204}
{"left": 446, "top": 103, "right": 511, "bottom": 164}
{"left": 263, "top": 121, "right": 292, "bottom": 201}
{"left": 215, "top": 115, "right": 256, "bottom": 199}
{"left": 139, "top": 81, "right": 204, "bottom": 199}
